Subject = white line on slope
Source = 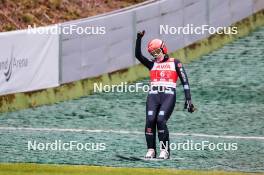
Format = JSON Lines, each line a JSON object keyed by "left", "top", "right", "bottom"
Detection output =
{"left": 0, "top": 126, "right": 263, "bottom": 140}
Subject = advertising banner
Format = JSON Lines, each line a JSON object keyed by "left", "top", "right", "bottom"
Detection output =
{"left": 0, "top": 26, "right": 59, "bottom": 95}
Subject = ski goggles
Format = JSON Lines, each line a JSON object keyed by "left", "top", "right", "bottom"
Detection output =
{"left": 150, "top": 48, "right": 163, "bottom": 58}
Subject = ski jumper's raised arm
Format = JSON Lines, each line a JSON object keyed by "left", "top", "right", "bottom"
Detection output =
{"left": 175, "top": 59, "right": 192, "bottom": 100}
{"left": 135, "top": 37, "right": 154, "bottom": 70}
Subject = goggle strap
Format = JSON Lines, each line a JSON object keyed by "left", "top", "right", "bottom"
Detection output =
{"left": 161, "top": 41, "right": 164, "bottom": 53}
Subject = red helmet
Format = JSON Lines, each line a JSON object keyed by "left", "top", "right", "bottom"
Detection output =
{"left": 147, "top": 39, "right": 168, "bottom": 55}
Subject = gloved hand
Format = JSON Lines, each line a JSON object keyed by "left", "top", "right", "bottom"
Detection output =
{"left": 184, "top": 99, "right": 195, "bottom": 113}
{"left": 137, "top": 30, "right": 145, "bottom": 39}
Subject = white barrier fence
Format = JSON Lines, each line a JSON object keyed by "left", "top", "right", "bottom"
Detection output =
{"left": 0, "top": 0, "right": 263, "bottom": 95}
{"left": 60, "top": 0, "right": 264, "bottom": 83}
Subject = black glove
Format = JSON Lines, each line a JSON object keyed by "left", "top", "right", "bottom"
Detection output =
{"left": 184, "top": 99, "right": 195, "bottom": 113}
{"left": 137, "top": 30, "right": 145, "bottom": 39}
